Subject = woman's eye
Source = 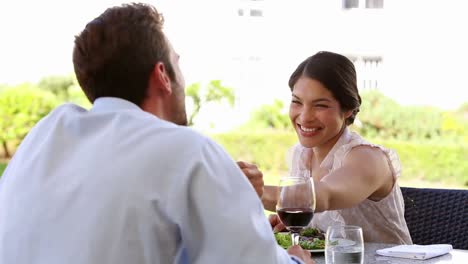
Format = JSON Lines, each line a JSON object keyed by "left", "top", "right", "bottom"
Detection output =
{"left": 315, "top": 104, "right": 329, "bottom": 108}
{"left": 291, "top": 100, "right": 301, "bottom": 105}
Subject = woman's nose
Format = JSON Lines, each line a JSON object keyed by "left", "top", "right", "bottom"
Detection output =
{"left": 299, "top": 107, "right": 316, "bottom": 123}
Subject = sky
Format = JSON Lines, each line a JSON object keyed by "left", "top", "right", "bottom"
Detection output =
{"left": 0, "top": 0, "right": 215, "bottom": 85}
{"left": 1, "top": 0, "right": 467, "bottom": 130}
{"left": 0, "top": 0, "right": 125, "bottom": 84}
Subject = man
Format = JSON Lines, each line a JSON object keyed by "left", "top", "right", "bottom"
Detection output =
{"left": 0, "top": 3, "right": 313, "bottom": 264}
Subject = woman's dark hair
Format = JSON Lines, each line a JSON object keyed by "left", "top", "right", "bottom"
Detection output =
{"left": 288, "top": 51, "right": 361, "bottom": 125}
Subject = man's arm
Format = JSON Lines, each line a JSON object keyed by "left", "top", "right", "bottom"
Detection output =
{"left": 237, "top": 161, "right": 264, "bottom": 198}
{"left": 182, "top": 139, "right": 312, "bottom": 264}
{"left": 236, "top": 161, "right": 280, "bottom": 212}
{"left": 262, "top": 185, "right": 280, "bottom": 212}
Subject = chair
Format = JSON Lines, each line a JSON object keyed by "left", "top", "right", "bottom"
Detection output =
{"left": 400, "top": 187, "right": 468, "bottom": 249}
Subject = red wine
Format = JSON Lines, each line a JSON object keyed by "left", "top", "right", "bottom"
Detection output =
{"left": 277, "top": 208, "right": 314, "bottom": 230}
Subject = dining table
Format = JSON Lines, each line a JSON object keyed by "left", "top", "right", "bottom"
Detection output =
{"left": 310, "top": 243, "right": 468, "bottom": 264}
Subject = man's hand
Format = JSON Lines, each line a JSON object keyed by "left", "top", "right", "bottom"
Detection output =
{"left": 268, "top": 214, "right": 286, "bottom": 232}
{"left": 288, "top": 245, "right": 315, "bottom": 264}
{"left": 237, "top": 161, "right": 264, "bottom": 198}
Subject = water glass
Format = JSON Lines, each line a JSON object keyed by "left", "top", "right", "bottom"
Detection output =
{"left": 325, "top": 225, "right": 364, "bottom": 264}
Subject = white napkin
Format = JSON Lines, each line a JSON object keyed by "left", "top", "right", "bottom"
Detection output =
{"left": 376, "top": 244, "right": 453, "bottom": 260}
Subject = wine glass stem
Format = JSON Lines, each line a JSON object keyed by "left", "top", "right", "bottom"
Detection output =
{"left": 291, "top": 232, "right": 300, "bottom": 246}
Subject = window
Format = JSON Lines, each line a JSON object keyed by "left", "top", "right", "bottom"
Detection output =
{"left": 343, "top": 0, "right": 359, "bottom": 9}
{"left": 237, "top": 0, "right": 265, "bottom": 18}
{"left": 348, "top": 55, "right": 383, "bottom": 90}
{"left": 343, "top": 0, "right": 384, "bottom": 9}
{"left": 249, "top": 9, "right": 263, "bottom": 17}
{"left": 366, "top": 0, "right": 383, "bottom": 9}
{"left": 361, "top": 56, "right": 382, "bottom": 89}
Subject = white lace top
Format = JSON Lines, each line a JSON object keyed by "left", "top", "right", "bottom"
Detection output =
{"left": 291, "top": 128, "right": 412, "bottom": 244}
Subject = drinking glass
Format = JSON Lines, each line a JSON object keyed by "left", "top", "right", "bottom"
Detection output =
{"left": 325, "top": 225, "right": 364, "bottom": 264}
{"left": 276, "top": 170, "right": 315, "bottom": 246}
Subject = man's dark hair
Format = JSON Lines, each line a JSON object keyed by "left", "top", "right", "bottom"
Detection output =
{"left": 73, "top": 3, "right": 175, "bottom": 106}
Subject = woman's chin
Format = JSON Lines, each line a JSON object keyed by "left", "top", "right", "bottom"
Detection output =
{"left": 298, "top": 139, "right": 317, "bottom": 149}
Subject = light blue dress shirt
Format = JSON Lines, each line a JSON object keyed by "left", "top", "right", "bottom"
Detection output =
{"left": 0, "top": 97, "right": 303, "bottom": 264}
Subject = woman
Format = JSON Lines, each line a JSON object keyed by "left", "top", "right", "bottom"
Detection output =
{"left": 260, "top": 51, "right": 412, "bottom": 244}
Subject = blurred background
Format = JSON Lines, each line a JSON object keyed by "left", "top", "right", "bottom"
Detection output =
{"left": 1, "top": 0, "right": 467, "bottom": 189}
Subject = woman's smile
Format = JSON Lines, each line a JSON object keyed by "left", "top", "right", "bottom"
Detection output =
{"left": 297, "top": 124, "right": 323, "bottom": 137}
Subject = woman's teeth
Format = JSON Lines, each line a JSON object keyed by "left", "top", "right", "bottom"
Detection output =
{"left": 299, "top": 125, "right": 319, "bottom": 132}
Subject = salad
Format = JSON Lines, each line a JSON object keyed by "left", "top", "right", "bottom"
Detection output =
{"left": 274, "top": 228, "right": 325, "bottom": 250}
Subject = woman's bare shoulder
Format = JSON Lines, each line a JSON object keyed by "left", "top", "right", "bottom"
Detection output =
{"left": 344, "top": 145, "right": 392, "bottom": 179}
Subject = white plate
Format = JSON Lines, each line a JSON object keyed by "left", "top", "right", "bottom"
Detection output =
{"left": 308, "top": 248, "right": 325, "bottom": 253}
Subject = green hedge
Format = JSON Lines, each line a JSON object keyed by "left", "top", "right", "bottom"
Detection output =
{"left": 212, "top": 131, "right": 297, "bottom": 172}
{"left": 0, "top": 85, "right": 58, "bottom": 158}
{"left": 2, "top": 132, "right": 466, "bottom": 187}
{"left": 211, "top": 131, "right": 468, "bottom": 187}
{"left": 376, "top": 140, "right": 468, "bottom": 185}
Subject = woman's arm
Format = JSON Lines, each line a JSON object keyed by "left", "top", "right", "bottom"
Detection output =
{"left": 314, "top": 145, "right": 394, "bottom": 212}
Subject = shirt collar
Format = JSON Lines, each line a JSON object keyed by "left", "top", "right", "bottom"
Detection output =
{"left": 91, "top": 97, "right": 142, "bottom": 113}
{"left": 319, "top": 127, "right": 350, "bottom": 169}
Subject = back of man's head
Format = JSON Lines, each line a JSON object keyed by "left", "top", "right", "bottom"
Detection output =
{"left": 72, "top": 3, "right": 176, "bottom": 107}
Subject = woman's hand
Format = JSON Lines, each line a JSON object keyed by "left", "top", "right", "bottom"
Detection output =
{"left": 237, "top": 161, "right": 264, "bottom": 198}
{"left": 268, "top": 214, "right": 286, "bottom": 232}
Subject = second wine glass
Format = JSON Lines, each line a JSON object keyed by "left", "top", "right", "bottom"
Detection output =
{"left": 276, "top": 170, "right": 315, "bottom": 246}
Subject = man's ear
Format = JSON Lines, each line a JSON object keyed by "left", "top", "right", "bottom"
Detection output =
{"left": 149, "top": 62, "right": 172, "bottom": 96}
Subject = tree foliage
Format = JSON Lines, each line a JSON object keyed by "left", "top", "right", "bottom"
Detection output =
{"left": 244, "top": 99, "right": 291, "bottom": 130}
{"left": 38, "top": 74, "right": 91, "bottom": 108}
{"left": 185, "top": 80, "right": 235, "bottom": 126}
{"left": 457, "top": 102, "right": 468, "bottom": 113}
{"left": 355, "top": 90, "right": 467, "bottom": 142}
{"left": 241, "top": 90, "right": 467, "bottom": 143}
{"left": 0, "top": 84, "right": 58, "bottom": 157}
{"left": 212, "top": 131, "right": 468, "bottom": 187}
{"left": 38, "top": 74, "right": 76, "bottom": 100}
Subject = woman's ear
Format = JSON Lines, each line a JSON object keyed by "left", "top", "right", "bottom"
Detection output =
{"left": 344, "top": 109, "right": 353, "bottom": 119}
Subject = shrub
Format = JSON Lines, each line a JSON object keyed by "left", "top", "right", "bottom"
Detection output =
{"left": 211, "top": 131, "right": 468, "bottom": 187}
{"left": 0, "top": 85, "right": 58, "bottom": 157}
{"left": 242, "top": 99, "right": 291, "bottom": 130}
{"left": 212, "top": 131, "right": 297, "bottom": 172}
{"left": 0, "top": 162, "right": 6, "bottom": 177}
{"left": 358, "top": 90, "right": 444, "bottom": 140}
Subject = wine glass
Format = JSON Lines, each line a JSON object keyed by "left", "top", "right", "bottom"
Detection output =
{"left": 276, "top": 170, "right": 315, "bottom": 246}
